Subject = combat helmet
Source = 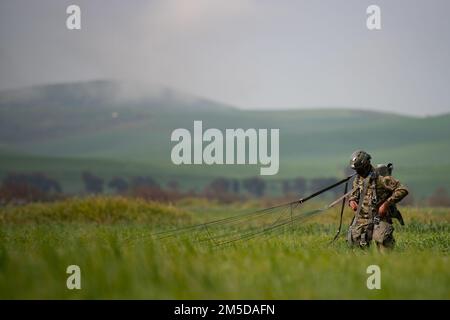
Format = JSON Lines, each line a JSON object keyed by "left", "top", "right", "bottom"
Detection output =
{"left": 349, "top": 150, "right": 372, "bottom": 170}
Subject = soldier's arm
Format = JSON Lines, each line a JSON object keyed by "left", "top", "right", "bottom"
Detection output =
{"left": 348, "top": 176, "right": 360, "bottom": 203}
{"left": 381, "top": 176, "right": 409, "bottom": 204}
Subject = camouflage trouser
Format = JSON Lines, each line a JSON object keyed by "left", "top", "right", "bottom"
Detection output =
{"left": 348, "top": 217, "right": 395, "bottom": 249}
{"left": 373, "top": 220, "right": 395, "bottom": 249}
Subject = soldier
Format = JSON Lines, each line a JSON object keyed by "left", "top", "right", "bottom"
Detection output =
{"left": 347, "top": 150, "right": 409, "bottom": 250}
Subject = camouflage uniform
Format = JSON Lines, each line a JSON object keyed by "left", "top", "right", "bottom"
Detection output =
{"left": 348, "top": 167, "right": 408, "bottom": 249}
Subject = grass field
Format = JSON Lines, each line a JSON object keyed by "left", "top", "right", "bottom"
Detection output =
{"left": 0, "top": 197, "right": 448, "bottom": 299}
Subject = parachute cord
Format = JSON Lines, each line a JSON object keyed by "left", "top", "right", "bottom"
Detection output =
{"left": 331, "top": 180, "right": 350, "bottom": 243}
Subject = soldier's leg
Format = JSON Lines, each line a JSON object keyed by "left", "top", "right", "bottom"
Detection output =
{"left": 347, "top": 222, "right": 360, "bottom": 247}
{"left": 348, "top": 219, "right": 371, "bottom": 248}
{"left": 373, "top": 221, "right": 395, "bottom": 251}
{"left": 359, "top": 224, "right": 372, "bottom": 249}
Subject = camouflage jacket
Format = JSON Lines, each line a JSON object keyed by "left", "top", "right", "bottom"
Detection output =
{"left": 349, "top": 166, "right": 409, "bottom": 219}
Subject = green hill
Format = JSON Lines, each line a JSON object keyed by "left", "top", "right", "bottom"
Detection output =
{"left": 1, "top": 80, "right": 449, "bottom": 198}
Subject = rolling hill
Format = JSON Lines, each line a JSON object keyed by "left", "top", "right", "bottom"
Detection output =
{"left": 1, "top": 80, "right": 449, "bottom": 198}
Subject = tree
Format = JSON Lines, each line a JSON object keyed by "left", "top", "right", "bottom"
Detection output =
{"left": 2, "top": 172, "right": 62, "bottom": 194}
{"left": 243, "top": 177, "right": 266, "bottom": 197}
{"left": 129, "top": 176, "right": 166, "bottom": 201}
{"left": 108, "top": 177, "right": 129, "bottom": 194}
{"left": 81, "top": 171, "right": 104, "bottom": 194}
{"left": 292, "top": 177, "right": 307, "bottom": 196}
{"left": 131, "top": 186, "right": 169, "bottom": 202}
{"left": 207, "top": 178, "right": 230, "bottom": 194}
{"left": 131, "top": 176, "right": 159, "bottom": 189}
{"left": 281, "top": 180, "right": 291, "bottom": 196}
{"left": 167, "top": 180, "right": 180, "bottom": 192}
{"left": 428, "top": 187, "right": 450, "bottom": 207}
{"left": 0, "top": 172, "right": 62, "bottom": 203}
{"left": 231, "top": 179, "right": 240, "bottom": 193}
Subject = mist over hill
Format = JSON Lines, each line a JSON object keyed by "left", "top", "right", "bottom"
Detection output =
{"left": 0, "top": 80, "right": 236, "bottom": 111}
{"left": 0, "top": 80, "right": 235, "bottom": 142}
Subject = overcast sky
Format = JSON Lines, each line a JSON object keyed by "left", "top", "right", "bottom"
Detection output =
{"left": 0, "top": 0, "right": 449, "bottom": 116}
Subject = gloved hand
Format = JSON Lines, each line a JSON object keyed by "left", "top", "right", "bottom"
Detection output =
{"left": 349, "top": 200, "right": 358, "bottom": 211}
{"left": 373, "top": 216, "right": 381, "bottom": 225}
{"left": 378, "top": 201, "right": 389, "bottom": 217}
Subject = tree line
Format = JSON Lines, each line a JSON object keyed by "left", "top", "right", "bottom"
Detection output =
{"left": 1, "top": 171, "right": 449, "bottom": 207}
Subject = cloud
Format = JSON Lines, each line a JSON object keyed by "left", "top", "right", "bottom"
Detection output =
{"left": 0, "top": 0, "right": 449, "bottom": 116}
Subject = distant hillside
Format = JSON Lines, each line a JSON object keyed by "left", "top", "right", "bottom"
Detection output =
{"left": 0, "top": 80, "right": 236, "bottom": 111}
{"left": 0, "top": 80, "right": 449, "bottom": 197}
{"left": 0, "top": 80, "right": 235, "bottom": 142}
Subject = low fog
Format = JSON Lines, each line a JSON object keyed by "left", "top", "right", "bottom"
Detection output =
{"left": 1, "top": 0, "right": 449, "bottom": 116}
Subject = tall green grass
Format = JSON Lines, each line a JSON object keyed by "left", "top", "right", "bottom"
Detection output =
{"left": 0, "top": 197, "right": 448, "bottom": 299}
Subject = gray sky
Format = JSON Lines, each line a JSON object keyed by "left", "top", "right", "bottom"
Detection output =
{"left": 1, "top": 0, "right": 449, "bottom": 116}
